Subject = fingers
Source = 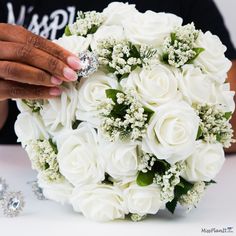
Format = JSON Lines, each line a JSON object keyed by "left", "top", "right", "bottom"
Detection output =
{"left": 0, "top": 61, "right": 63, "bottom": 87}
{"left": 0, "top": 23, "right": 81, "bottom": 70}
{"left": 0, "top": 41, "right": 78, "bottom": 82}
{"left": 0, "top": 79, "right": 62, "bottom": 101}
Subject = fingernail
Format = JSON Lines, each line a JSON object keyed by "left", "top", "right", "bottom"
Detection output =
{"left": 63, "top": 67, "right": 78, "bottom": 81}
{"left": 49, "top": 88, "right": 62, "bottom": 96}
{"left": 51, "top": 77, "right": 63, "bottom": 85}
{"left": 67, "top": 56, "right": 81, "bottom": 70}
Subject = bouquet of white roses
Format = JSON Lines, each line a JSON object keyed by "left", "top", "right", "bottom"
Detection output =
{"left": 15, "top": 2, "right": 235, "bottom": 222}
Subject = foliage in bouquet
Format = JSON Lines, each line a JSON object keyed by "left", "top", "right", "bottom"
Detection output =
{"left": 15, "top": 2, "right": 235, "bottom": 222}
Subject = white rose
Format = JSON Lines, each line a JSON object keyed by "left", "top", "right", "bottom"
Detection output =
{"left": 15, "top": 112, "right": 48, "bottom": 146}
{"left": 142, "top": 102, "right": 199, "bottom": 163}
{"left": 182, "top": 141, "right": 225, "bottom": 182}
{"left": 212, "top": 83, "right": 235, "bottom": 112}
{"left": 70, "top": 184, "right": 126, "bottom": 221}
{"left": 57, "top": 123, "right": 104, "bottom": 186}
{"left": 40, "top": 84, "right": 79, "bottom": 135}
{"left": 179, "top": 66, "right": 235, "bottom": 112}
{"left": 194, "top": 31, "right": 232, "bottom": 83}
{"left": 103, "top": 2, "right": 138, "bottom": 26}
{"left": 122, "top": 11, "right": 182, "bottom": 46}
{"left": 178, "top": 65, "right": 215, "bottom": 105}
{"left": 124, "top": 182, "right": 163, "bottom": 216}
{"left": 101, "top": 141, "right": 139, "bottom": 180}
{"left": 53, "top": 35, "right": 92, "bottom": 54}
{"left": 91, "top": 25, "right": 125, "bottom": 51}
{"left": 38, "top": 175, "right": 73, "bottom": 204}
{"left": 121, "top": 65, "right": 179, "bottom": 109}
{"left": 76, "top": 71, "right": 118, "bottom": 126}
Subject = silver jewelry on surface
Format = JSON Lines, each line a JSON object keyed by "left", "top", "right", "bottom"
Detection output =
{"left": 0, "top": 178, "right": 25, "bottom": 217}
{"left": 28, "top": 180, "right": 46, "bottom": 200}
{"left": 77, "top": 51, "right": 99, "bottom": 78}
{"left": 1, "top": 191, "right": 25, "bottom": 217}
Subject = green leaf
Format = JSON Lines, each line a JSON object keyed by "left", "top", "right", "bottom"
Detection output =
{"left": 110, "top": 104, "right": 128, "bottom": 118}
{"left": 224, "top": 112, "right": 232, "bottom": 120}
{"left": 166, "top": 198, "right": 178, "bottom": 214}
{"left": 144, "top": 107, "right": 154, "bottom": 122}
{"left": 166, "top": 177, "right": 194, "bottom": 214}
{"left": 44, "top": 162, "right": 50, "bottom": 170}
{"left": 175, "top": 177, "right": 194, "bottom": 198}
{"left": 216, "top": 133, "right": 221, "bottom": 142}
{"left": 118, "top": 73, "right": 130, "bottom": 82}
{"left": 49, "top": 138, "right": 58, "bottom": 154}
{"left": 170, "top": 33, "right": 177, "bottom": 44}
{"left": 105, "top": 89, "right": 123, "bottom": 102}
{"left": 105, "top": 65, "right": 116, "bottom": 74}
{"left": 72, "top": 120, "right": 82, "bottom": 130}
{"left": 204, "top": 180, "right": 217, "bottom": 186}
{"left": 136, "top": 171, "right": 155, "bottom": 186}
{"left": 88, "top": 25, "right": 99, "bottom": 34}
{"left": 155, "top": 159, "right": 171, "bottom": 175}
{"left": 64, "top": 25, "right": 72, "bottom": 36}
{"left": 196, "top": 126, "right": 203, "bottom": 140}
{"left": 130, "top": 44, "right": 141, "bottom": 58}
{"left": 187, "top": 47, "right": 205, "bottom": 63}
{"left": 162, "top": 53, "right": 169, "bottom": 64}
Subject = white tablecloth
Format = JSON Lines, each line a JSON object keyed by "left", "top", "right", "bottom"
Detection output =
{"left": 0, "top": 145, "right": 235, "bottom": 236}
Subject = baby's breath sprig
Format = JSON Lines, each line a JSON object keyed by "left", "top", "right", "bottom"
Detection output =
{"left": 26, "top": 139, "right": 64, "bottom": 183}
{"left": 96, "top": 39, "right": 159, "bottom": 80}
{"left": 153, "top": 162, "right": 186, "bottom": 202}
{"left": 130, "top": 213, "right": 147, "bottom": 222}
{"left": 179, "top": 181, "right": 206, "bottom": 211}
{"left": 65, "top": 11, "right": 104, "bottom": 37}
{"left": 98, "top": 89, "right": 154, "bottom": 142}
{"left": 22, "top": 99, "right": 43, "bottom": 113}
{"left": 162, "top": 23, "right": 204, "bottom": 68}
{"left": 196, "top": 104, "right": 234, "bottom": 148}
{"left": 138, "top": 152, "right": 157, "bottom": 173}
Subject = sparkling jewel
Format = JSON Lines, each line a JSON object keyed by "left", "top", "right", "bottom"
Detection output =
{"left": 77, "top": 51, "right": 99, "bottom": 78}
{"left": 1, "top": 192, "right": 25, "bottom": 217}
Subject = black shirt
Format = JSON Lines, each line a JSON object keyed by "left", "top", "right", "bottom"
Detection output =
{"left": 0, "top": 0, "right": 236, "bottom": 144}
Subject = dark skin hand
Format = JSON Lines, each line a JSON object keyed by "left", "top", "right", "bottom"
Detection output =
{"left": 0, "top": 23, "right": 81, "bottom": 101}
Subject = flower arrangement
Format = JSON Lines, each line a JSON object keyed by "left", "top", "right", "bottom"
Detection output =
{"left": 15, "top": 2, "right": 235, "bottom": 222}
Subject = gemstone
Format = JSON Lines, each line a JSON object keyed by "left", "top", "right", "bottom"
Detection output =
{"left": 8, "top": 197, "right": 21, "bottom": 211}
{"left": 77, "top": 51, "right": 99, "bottom": 78}
{"left": 2, "top": 192, "right": 25, "bottom": 217}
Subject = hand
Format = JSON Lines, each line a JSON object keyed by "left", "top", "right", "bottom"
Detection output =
{"left": 0, "top": 23, "right": 81, "bottom": 101}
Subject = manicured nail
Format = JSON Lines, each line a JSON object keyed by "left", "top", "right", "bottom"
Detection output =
{"left": 63, "top": 67, "right": 78, "bottom": 81}
{"left": 49, "top": 87, "right": 62, "bottom": 96}
{"left": 51, "top": 76, "right": 63, "bottom": 85}
{"left": 67, "top": 56, "right": 81, "bottom": 70}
